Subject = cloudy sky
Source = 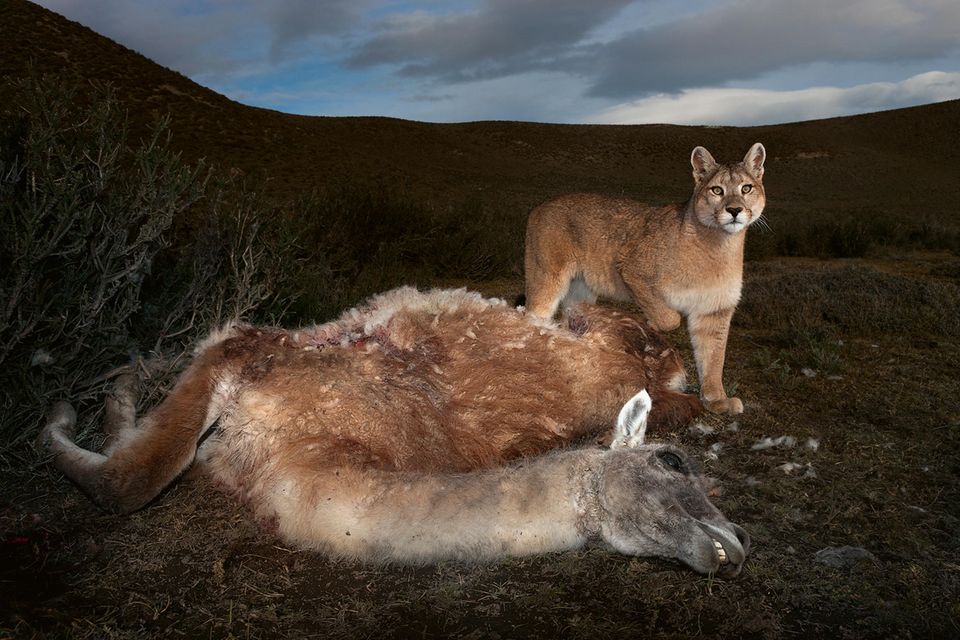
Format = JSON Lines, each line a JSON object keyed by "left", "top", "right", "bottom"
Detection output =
{"left": 37, "top": 0, "right": 960, "bottom": 125}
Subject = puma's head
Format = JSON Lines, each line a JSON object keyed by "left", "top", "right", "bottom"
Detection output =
{"left": 689, "top": 143, "right": 766, "bottom": 235}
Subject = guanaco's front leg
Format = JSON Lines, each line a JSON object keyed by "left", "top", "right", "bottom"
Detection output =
{"left": 688, "top": 307, "right": 742, "bottom": 415}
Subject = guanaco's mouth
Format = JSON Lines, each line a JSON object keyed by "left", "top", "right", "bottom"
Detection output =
{"left": 698, "top": 520, "right": 750, "bottom": 576}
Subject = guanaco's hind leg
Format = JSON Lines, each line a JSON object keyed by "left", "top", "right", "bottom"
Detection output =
{"left": 102, "top": 372, "right": 139, "bottom": 456}
{"left": 41, "top": 401, "right": 110, "bottom": 495}
{"left": 41, "top": 348, "right": 228, "bottom": 513}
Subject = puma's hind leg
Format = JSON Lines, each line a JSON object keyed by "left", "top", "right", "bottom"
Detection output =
{"left": 524, "top": 210, "right": 581, "bottom": 319}
{"left": 524, "top": 258, "right": 579, "bottom": 320}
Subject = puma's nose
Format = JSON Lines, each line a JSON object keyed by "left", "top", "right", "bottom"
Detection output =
{"left": 725, "top": 206, "right": 743, "bottom": 218}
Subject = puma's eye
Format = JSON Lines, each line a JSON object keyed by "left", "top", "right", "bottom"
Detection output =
{"left": 657, "top": 450, "right": 685, "bottom": 473}
{"left": 742, "top": 184, "right": 753, "bottom": 194}
{"left": 710, "top": 186, "right": 723, "bottom": 196}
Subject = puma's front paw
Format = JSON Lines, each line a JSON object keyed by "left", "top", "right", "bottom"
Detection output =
{"left": 703, "top": 396, "right": 744, "bottom": 415}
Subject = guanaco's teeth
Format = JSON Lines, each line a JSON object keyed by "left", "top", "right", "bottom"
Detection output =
{"left": 713, "top": 539, "right": 728, "bottom": 564}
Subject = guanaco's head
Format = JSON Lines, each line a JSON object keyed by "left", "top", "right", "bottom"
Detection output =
{"left": 601, "top": 391, "right": 751, "bottom": 577}
{"left": 689, "top": 143, "right": 766, "bottom": 235}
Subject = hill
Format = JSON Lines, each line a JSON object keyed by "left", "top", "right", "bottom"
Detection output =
{"left": 2, "top": 0, "right": 959, "bottom": 262}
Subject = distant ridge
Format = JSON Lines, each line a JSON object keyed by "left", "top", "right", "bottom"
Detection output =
{"left": 2, "top": 0, "right": 959, "bottom": 219}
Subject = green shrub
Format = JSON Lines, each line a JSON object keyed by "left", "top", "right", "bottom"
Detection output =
{"left": 0, "top": 74, "right": 299, "bottom": 453}
{"left": 0, "top": 75, "right": 196, "bottom": 450}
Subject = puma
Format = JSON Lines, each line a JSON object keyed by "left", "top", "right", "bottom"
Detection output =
{"left": 524, "top": 144, "right": 767, "bottom": 415}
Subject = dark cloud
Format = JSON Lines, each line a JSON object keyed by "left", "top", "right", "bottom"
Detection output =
{"left": 35, "top": 0, "right": 241, "bottom": 75}
{"left": 37, "top": 0, "right": 369, "bottom": 76}
{"left": 264, "top": 0, "right": 369, "bottom": 62}
{"left": 406, "top": 93, "right": 456, "bottom": 103}
{"left": 342, "top": 0, "right": 960, "bottom": 97}
{"left": 345, "top": 0, "right": 633, "bottom": 82}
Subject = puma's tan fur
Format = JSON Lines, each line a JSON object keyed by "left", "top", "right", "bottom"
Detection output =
{"left": 524, "top": 144, "right": 767, "bottom": 414}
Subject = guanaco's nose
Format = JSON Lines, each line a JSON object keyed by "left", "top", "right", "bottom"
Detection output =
{"left": 725, "top": 206, "right": 743, "bottom": 218}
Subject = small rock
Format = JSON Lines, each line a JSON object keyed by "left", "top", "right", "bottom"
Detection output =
{"left": 801, "top": 368, "right": 817, "bottom": 378}
{"left": 805, "top": 438, "right": 820, "bottom": 451}
{"left": 814, "top": 546, "right": 877, "bottom": 568}
{"left": 726, "top": 420, "right": 740, "bottom": 433}
{"left": 745, "top": 476, "right": 761, "bottom": 487}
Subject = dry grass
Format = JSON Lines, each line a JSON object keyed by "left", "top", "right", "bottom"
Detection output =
{"left": 3, "top": 259, "right": 960, "bottom": 639}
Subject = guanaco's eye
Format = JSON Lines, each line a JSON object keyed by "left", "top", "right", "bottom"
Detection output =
{"left": 742, "top": 184, "right": 753, "bottom": 194}
{"left": 710, "top": 186, "right": 724, "bottom": 196}
{"left": 657, "top": 450, "right": 685, "bottom": 473}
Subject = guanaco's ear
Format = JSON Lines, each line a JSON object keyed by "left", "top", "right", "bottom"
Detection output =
{"left": 690, "top": 146, "right": 717, "bottom": 182}
{"left": 743, "top": 142, "right": 765, "bottom": 179}
{"left": 611, "top": 390, "right": 651, "bottom": 449}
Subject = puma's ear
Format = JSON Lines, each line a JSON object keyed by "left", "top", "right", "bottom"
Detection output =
{"left": 744, "top": 142, "right": 765, "bottom": 179}
{"left": 690, "top": 146, "right": 717, "bottom": 182}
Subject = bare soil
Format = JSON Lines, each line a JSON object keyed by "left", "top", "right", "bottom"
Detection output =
{"left": 3, "top": 254, "right": 959, "bottom": 640}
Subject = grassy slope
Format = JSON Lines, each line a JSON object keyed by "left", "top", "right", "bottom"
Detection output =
{"left": 1, "top": 1, "right": 959, "bottom": 639}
